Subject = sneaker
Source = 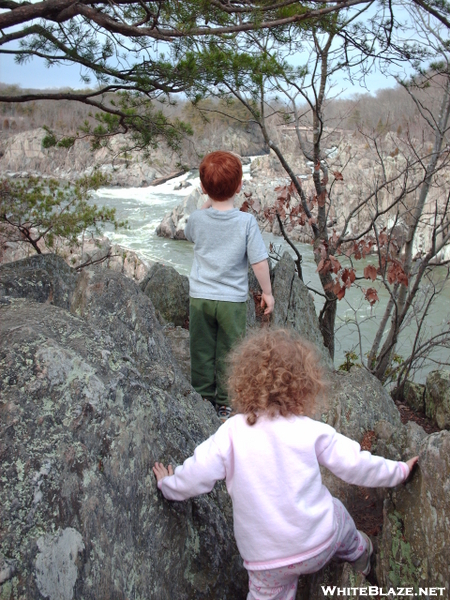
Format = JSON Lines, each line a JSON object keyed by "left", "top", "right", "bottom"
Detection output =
{"left": 350, "top": 532, "right": 373, "bottom": 576}
{"left": 216, "top": 405, "right": 233, "bottom": 422}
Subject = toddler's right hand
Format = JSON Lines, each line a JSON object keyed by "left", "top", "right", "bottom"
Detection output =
{"left": 406, "top": 456, "right": 419, "bottom": 473}
{"left": 403, "top": 456, "right": 419, "bottom": 484}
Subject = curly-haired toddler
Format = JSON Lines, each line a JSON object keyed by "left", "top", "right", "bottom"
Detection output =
{"left": 153, "top": 328, "right": 418, "bottom": 600}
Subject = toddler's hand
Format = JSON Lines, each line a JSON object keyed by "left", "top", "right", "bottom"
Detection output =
{"left": 153, "top": 462, "right": 174, "bottom": 482}
{"left": 405, "top": 456, "right": 419, "bottom": 473}
{"left": 261, "top": 292, "right": 275, "bottom": 315}
{"left": 402, "top": 456, "right": 419, "bottom": 484}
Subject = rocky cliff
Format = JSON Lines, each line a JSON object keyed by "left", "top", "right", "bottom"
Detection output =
{"left": 0, "top": 127, "right": 267, "bottom": 188}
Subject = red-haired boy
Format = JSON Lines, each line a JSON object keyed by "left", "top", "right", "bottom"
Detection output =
{"left": 185, "top": 150, "right": 274, "bottom": 422}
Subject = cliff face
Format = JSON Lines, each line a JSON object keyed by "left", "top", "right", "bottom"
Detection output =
{"left": 156, "top": 138, "right": 450, "bottom": 262}
{"left": 0, "top": 129, "right": 170, "bottom": 187}
{"left": 0, "top": 127, "right": 267, "bottom": 187}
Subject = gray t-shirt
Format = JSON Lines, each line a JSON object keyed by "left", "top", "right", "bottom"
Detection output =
{"left": 184, "top": 207, "right": 268, "bottom": 302}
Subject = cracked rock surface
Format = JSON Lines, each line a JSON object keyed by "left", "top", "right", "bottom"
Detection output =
{"left": 0, "top": 254, "right": 245, "bottom": 599}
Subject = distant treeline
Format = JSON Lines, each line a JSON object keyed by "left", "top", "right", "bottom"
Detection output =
{"left": 0, "top": 81, "right": 439, "bottom": 143}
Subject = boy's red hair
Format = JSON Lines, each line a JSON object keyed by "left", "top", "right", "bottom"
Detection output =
{"left": 199, "top": 151, "right": 243, "bottom": 201}
{"left": 227, "top": 328, "right": 326, "bottom": 425}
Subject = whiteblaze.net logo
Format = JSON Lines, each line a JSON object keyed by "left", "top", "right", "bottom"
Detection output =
{"left": 320, "top": 586, "right": 447, "bottom": 597}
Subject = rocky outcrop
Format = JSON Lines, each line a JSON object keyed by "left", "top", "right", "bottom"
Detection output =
{"left": 0, "top": 129, "right": 166, "bottom": 187}
{"left": 424, "top": 370, "right": 450, "bottom": 429}
{"left": 0, "top": 127, "right": 267, "bottom": 188}
{"left": 1, "top": 254, "right": 449, "bottom": 599}
{"left": 377, "top": 431, "right": 450, "bottom": 593}
{"left": 0, "top": 254, "right": 246, "bottom": 599}
{"left": 0, "top": 233, "right": 152, "bottom": 283}
{"left": 140, "top": 262, "right": 189, "bottom": 327}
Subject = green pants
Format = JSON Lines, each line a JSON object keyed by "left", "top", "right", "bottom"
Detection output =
{"left": 189, "top": 297, "right": 247, "bottom": 406}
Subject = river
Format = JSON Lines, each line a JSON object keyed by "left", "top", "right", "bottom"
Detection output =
{"left": 93, "top": 169, "right": 450, "bottom": 384}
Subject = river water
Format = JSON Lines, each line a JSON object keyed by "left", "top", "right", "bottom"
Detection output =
{"left": 93, "top": 170, "right": 449, "bottom": 383}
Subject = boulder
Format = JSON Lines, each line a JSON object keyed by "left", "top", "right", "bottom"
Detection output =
{"left": 269, "top": 252, "right": 333, "bottom": 369}
{"left": 311, "top": 366, "right": 408, "bottom": 513}
{"left": 424, "top": 370, "right": 450, "bottom": 429}
{"left": 0, "top": 255, "right": 246, "bottom": 599}
{"left": 140, "top": 262, "right": 190, "bottom": 327}
{"left": 376, "top": 431, "right": 450, "bottom": 592}
{"left": 0, "top": 252, "right": 78, "bottom": 309}
{"left": 322, "top": 367, "right": 403, "bottom": 441}
{"left": 155, "top": 187, "right": 207, "bottom": 240}
{"left": 0, "top": 231, "right": 152, "bottom": 284}
{"left": 403, "top": 380, "right": 425, "bottom": 413}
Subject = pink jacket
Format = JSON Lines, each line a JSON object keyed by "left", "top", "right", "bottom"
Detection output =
{"left": 158, "top": 414, "right": 408, "bottom": 569}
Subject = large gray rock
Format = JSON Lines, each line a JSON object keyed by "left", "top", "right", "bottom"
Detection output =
{"left": 310, "top": 366, "right": 407, "bottom": 520}
{"left": 403, "top": 380, "right": 425, "bottom": 413}
{"left": 0, "top": 252, "right": 78, "bottom": 308}
{"left": 270, "top": 252, "right": 333, "bottom": 369}
{"left": 0, "top": 255, "right": 246, "bottom": 599}
{"left": 140, "top": 262, "right": 190, "bottom": 327}
{"left": 376, "top": 431, "right": 450, "bottom": 592}
{"left": 156, "top": 187, "right": 207, "bottom": 240}
{"left": 322, "top": 367, "right": 403, "bottom": 440}
{"left": 424, "top": 370, "right": 450, "bottom": 429}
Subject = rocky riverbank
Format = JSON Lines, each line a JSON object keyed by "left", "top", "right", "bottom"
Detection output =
{"left": 1, "top": 126, "right": 449, "bottom": 261}
{"left": 156, "top": 141, "right": 450, "bottom": 262}
{"left": 0, "top": 127, "right": 266, "bottom": 188}
{"left": 1, "top": 252, "right": 449, "bottom": 599}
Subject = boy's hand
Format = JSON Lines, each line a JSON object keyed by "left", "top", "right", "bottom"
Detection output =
{"left": 201, "top": 198, "right": 212, "bottom": 209}
{"left": 153, "top": 462, "right": 174, "bottom": 482}
{"left": 261, "top": 292, "right": 275, "bottom": 315}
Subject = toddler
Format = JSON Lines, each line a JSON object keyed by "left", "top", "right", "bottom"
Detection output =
{"left": 153, "top": 328, "right": 418, "bottom": 600}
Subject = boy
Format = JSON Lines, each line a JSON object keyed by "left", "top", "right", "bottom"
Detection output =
{"left": 185, "top": 151, "right": 274, "bottom": 421}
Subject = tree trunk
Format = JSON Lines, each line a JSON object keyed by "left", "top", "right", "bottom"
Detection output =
{"left": 373, "top": 77, "right": 450, "bottom": 381}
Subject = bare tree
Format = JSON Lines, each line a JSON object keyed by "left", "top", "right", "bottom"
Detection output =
{"left": 186, "top": 4, "right": 450, "bottom": 380}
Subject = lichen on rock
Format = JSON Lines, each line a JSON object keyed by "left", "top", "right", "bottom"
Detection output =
{"left": 0, "top": 255, "right": 246, "bottom": 599}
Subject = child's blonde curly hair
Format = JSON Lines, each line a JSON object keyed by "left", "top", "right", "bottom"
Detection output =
{"left": 227, "top": 328, "right": 326, "bottom": 425}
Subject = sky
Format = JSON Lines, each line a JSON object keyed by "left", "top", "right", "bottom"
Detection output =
{"left": 0, "top": 0, "right": 417, "bottom": 98}
{"left": 0, "top": 43, "right": 407, "bottom": 99}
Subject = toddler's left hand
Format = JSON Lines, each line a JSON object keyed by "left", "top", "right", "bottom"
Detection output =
{"left": 153, "top": 462, "right": 174, "bottom": 482}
